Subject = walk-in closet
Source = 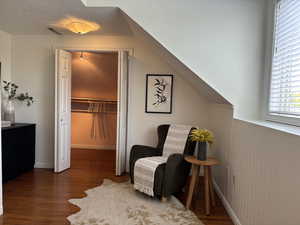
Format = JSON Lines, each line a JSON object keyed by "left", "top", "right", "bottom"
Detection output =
{"left": 70, "top": 51, "right": 118, "bottom": 171}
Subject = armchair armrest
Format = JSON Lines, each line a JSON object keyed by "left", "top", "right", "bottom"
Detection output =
{"left": 163, "top": 154, "right": 191, "bottom": 197}
{"left": 129, "top": 145, "right": 162, "bottom": 183}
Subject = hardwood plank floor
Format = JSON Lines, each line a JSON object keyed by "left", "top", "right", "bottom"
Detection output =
{"left": 177, "top": 179, "right": 234, "bottom": 225}
{"left": 0, "top": 149, "right": 233, "bottom": 225}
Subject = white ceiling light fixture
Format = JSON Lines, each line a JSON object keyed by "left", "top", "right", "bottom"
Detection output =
{"left": 53, "top": 16, "right": 100, "bottom": 35}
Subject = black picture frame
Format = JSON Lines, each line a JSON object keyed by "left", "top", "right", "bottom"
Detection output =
{"left": 145, "top": 74, "right": 173, "bottom": 114}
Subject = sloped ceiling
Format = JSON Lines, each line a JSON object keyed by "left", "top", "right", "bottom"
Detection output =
{"left": 83, "top": 0, "right": 267, "bottom": 119}
{"left": 0, "top": 0, "right": 232, "bottom": 105}
{"left": 121, "top": 12, "right": 230, "bottom": 104}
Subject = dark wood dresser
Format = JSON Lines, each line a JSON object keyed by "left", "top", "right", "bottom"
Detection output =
{"left": 2, "top": 123, "right": 36, "bottom": 183}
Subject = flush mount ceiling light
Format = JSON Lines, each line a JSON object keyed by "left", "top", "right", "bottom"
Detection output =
{"left": 53, "top": 16, "right": 100, "bottom": 35}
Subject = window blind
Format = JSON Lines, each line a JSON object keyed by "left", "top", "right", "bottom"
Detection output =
{"left": 269, "top": 0, "right": 300, "bottom": 116}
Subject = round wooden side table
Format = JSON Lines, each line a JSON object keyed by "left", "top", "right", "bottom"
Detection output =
{"left": 185, "top": 156, "right": 220, "bottom": 215}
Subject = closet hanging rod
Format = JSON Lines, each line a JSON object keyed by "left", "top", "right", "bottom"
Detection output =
{"left": 71, "top": 110, "right": 117, "bottom": 114}
{"left": 71, "top": 97, "right": 118, "bottom": 103}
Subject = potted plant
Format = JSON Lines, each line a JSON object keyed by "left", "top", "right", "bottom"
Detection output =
{"left": 189, "top": 129, "right": 214, "bottom": 161}
{"left": 2, "top": 81, "right": 34, "bottom": 124}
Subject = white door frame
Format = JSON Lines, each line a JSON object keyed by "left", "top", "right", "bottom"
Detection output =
{"left": 54, "top": 47, "right": 132, "bottom": 175}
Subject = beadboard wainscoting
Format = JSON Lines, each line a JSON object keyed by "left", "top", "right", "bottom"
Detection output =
{"left": 209, "top": 103, "right": 300, "bottom": 225}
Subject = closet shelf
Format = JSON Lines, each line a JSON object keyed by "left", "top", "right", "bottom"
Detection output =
{"left": 71, "top": 97, "right": 117, "bottom": 103}
{"left": 71, "top": 97, "right": 117, "bottom": 113}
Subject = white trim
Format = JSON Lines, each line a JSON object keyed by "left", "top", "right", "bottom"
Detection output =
{"left": 35, "top": 161, "right": 54, "bottom": 169}
{"left": 262, "top": 0, "right": 300, "bottom": 127}
{"left": 56, "top": 46, "right": 134, "bottom": 56}
{"left": 265, "top": 113, "right": 300, "bottom": 127}
{"left": 54, "top": 49, "right": 59, "bottom": 172}
{"left": 116, "top": 50, "right": 128, "bottom": 176}
{"left": 235, "top": 118, "right": 300, "bottom": 137}
{"left": 263, "top": 0, "right": 300, "bottom": 125}
{"left": 213, "top": 180, "right": 242, "bottom": 225}
{"left": 71, "top": 144, "right": 115, "bottom": 150}
{"left": 54, "top": 47, "right": 129, "bottom": 174}
{"left": 262, "top": 0, "right": 277, "bottom": 120}
{"left": 266, "top": 0, "right": 277, "bottom": 114}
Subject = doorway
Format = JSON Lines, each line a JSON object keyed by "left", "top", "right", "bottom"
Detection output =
{"left": 71, "top": 51, "right": 118, "bottom": 174}
{"left": 54, "top": 49, "right": 128, "bottom": 176}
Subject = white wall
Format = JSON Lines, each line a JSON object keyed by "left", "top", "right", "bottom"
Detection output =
{"left": 0, "top": 29, "right": 11, "bottom": 215}
{"left": 0, "top": 30, "right": 12, "bottom": 81}
{"left": 85, "top": 0, "right": 267, "bottom": 120}
{"left": 11, "top": 36, "right": 57, "bottom": 168}
{"left": 11, "top": 34, "right": 210, "bottom": 169}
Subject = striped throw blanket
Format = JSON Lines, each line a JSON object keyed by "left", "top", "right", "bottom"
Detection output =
{"left": 134, "top": 125, "right": 192, "bottom": 196}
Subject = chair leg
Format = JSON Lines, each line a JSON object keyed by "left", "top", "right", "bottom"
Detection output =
{"left": 161, "top": 197, "right": 168, "bottom": 202}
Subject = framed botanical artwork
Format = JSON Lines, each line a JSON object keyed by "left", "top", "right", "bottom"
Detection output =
{"left": 145, "top": 74, "right": 173, "bottom": 114}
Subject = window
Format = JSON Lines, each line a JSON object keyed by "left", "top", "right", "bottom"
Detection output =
{"left": 269, "top": 0, "right": 300, "bottom": 118}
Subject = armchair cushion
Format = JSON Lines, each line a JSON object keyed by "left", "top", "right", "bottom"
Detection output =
{"left": 133, "top": 153, "right": 191, "bottom": 198}
{"left": 129, "top": 145, "right": 162, "bottom": 183}
{"left": 163, "top": 154, "right": 191, "bottom": 197}
{"left": 134, "top": 156, "right": 167, "bottom": 196}
{"left": 152, "top": 154, "right": 188, "bottom": 198}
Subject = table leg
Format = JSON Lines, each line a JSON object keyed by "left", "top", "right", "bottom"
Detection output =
{"left": 204, "top": 166, "right": 210, "bottom": 215}
{"left": 195, "top": 165, "right": 202, "bottom": 200}
{"left": 186, "top": 164, "right": 199, "bottom": 209}
{"left": 208, "top": 167, "right": 216, "bottom": 207}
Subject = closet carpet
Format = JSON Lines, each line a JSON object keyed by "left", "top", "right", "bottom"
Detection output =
{"left": 0, "top": 149, "right": 233, "bottom": 225}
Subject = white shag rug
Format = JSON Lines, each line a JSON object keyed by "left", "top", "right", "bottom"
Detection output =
{"left": 68, "top": 179, "right": 204, "bottom": 225}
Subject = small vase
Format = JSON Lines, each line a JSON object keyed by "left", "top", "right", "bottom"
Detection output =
{"left": 197, "top": 141, "right": 208, "bottom": 161}
{"left": 4, "top": 100, "right": 15, "bottom": 124}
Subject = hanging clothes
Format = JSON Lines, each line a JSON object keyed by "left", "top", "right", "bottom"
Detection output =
{"left": 90, "top": 102, "right": 97, "bottom": 139}
{"left": 90, "top": 102, "right": 108, "bottom": 140}
{"left": 98, "top": 103, "right": 107, "bottom": 139}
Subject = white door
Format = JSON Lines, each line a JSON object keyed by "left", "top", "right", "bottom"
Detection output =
{"left": 116, "top": 51, "right": 128, "bottom": 176}
{"left": 54, "top": 49, "right": 72, "bottom": 173}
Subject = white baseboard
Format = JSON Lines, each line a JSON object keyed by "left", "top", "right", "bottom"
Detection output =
{"left": 71, "top": 144, "right": 115, "bottom": 150}
{"left": 34, "top": 161, "right": 54, "bottom": 169}
{"left": 213, "top": 180, "right": 242, "bottom": 225}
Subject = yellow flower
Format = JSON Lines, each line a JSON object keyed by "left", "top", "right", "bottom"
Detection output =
{"left": 189, "top": 129, "right": 214, "bottom": 144}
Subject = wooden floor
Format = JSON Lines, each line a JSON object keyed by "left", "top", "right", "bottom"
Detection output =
{"left": 0, "top": 149, "right": 233, "bottom": 225}
{"left": 177, "top": 180, "right": 234, "bottom": 225}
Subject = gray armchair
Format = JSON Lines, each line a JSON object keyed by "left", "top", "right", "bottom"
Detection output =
{"left": 129, "top": 124, "right": 196, "bottom": 198}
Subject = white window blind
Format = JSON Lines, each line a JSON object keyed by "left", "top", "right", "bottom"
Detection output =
{"left": 269, "top": 0, "right": 300, "bottom": 116}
